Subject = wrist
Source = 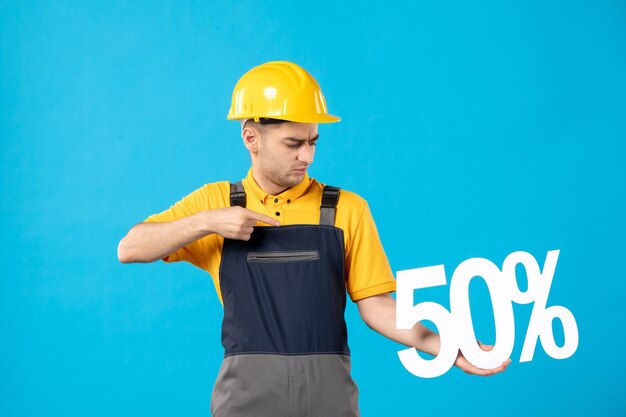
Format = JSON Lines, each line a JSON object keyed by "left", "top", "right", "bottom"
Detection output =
{"left": 193, "top": 210, "right": 216, "bottom": 235}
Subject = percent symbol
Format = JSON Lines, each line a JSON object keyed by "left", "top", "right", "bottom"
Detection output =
{"left": 502, "top": 250, "right": 579, "bottom": 362}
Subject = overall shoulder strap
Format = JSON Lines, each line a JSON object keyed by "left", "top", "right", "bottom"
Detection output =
{"left": 230, "top": 181, "right": 246, "bottom": 207}
{"left": 320, "top": 185, "right": 340, "bottom": 226}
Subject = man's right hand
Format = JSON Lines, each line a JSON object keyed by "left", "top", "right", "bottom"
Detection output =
{"left": 203, "top": 206, "right": 280, "bottom": 241}
{"left": 118, "top": 207, "right": 280, "bottom": 263}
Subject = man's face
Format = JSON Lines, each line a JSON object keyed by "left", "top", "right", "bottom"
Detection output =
{"left": 252, "top": 122, "right": 319, "bottom": 193}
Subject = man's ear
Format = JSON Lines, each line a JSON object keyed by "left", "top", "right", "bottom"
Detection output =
{"left": 242, "top": 126, "right": 259, "bottom": 153}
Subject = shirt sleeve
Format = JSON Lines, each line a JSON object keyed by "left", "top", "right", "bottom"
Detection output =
{"left": 143, "top": 185, "right": 213, "bottom": 270}
{"left": 344, "top": 199, "right": 396, "bottom": 301}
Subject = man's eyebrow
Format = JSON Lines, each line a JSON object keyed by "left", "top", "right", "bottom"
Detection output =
{"left": 283, "top": 134, "right": 320, "bottom": 142}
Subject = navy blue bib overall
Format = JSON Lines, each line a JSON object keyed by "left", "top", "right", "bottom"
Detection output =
{"left": 210, "top": 183, "right": 360, "bottom": 417}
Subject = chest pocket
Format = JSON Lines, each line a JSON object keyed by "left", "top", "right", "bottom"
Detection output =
{"left": 247, "top": 250, "right": 320, "bottom": 263}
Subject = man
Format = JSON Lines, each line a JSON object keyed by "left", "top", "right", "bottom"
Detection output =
{"left": 118, "top": 61, "right": 509, "bottom": 417}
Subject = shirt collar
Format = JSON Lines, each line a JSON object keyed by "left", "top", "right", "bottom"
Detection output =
{"left": 242, "top": 167, "right": 312, "bottom": 204}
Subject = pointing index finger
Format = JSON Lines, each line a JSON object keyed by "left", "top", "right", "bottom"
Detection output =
{"left": 246, "top": 209, "right": 280, "bottom": 226}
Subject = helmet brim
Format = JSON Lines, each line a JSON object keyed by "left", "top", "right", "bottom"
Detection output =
{"left": 227, "top": 113, "right": 341, "bottom": 123}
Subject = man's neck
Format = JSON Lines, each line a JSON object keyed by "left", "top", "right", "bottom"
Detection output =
{"left": 251, "top": 172, "right": 289, "bottom": 196}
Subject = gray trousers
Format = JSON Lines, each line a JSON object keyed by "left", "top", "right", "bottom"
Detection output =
{"left": 211, "top": 354, "right": 360, "bottom": 417}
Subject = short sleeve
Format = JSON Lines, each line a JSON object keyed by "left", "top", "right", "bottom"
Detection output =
{"left": 143, "top": 184, "right": 213, "bottom": 269}
{"left": 343, "top": 199, "right": 396, "bottom": 301}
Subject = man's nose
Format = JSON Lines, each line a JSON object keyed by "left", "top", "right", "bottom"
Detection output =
{"left": 298, "top": 143, "right": 314, "bottom": 164}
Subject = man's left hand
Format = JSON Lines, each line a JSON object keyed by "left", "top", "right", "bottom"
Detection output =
{"left": 454, "top": 341, "right": 511, "bottom": 376}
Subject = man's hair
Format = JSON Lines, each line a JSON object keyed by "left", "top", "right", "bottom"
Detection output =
{"left": 242, "top": 118, "right": 287, "bottom": 135}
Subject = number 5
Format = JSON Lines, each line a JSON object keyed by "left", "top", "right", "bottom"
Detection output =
{"left": 396, "top": 265, "right": 459, "bottom": 378}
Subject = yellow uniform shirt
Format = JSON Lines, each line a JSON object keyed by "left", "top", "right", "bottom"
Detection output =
{"left": 144, "top": 168, "right": 396, "bottom": 304}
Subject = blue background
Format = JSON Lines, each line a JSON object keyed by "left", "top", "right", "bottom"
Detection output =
{"left": 2, "top": 1, "right": 625, "bottom": 416}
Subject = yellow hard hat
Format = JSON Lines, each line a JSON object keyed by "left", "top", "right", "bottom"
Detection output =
{"left": 227, "top": 61, "right": 341, "bottom": 123}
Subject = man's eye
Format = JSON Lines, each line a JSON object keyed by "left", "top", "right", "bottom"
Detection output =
{"left": 288, "top": 143, "right": 300, "bottom": 149}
